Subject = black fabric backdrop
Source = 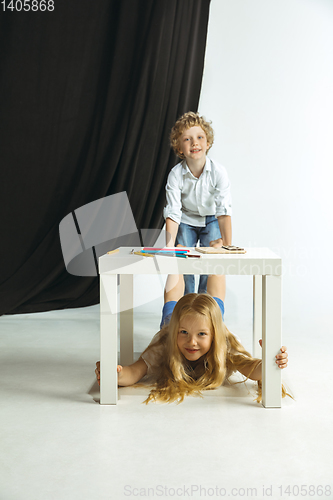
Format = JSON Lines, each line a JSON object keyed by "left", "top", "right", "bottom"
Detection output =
{"left": 0, "top": 0, "right": 211, "bottom": 315}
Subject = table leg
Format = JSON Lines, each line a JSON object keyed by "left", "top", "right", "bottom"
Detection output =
{"left": 100, "top": 274, "right": 118, "bottom": 405}
{"left": 119, "top": 274, "right": 134, "bottom": 366}
{"left": 253, "top": 275, "right": 262, "bottom": 358}
{"left": 262, "top": 275, "right": 282, "bottom": 408}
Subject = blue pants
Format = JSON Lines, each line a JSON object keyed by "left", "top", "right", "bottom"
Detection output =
{"left": 176, "top": 215, "right": 221, "bottom": 294}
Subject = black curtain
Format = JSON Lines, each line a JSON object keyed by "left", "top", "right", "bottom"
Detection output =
{"left": 0, "top": 0, "right": 211, "bottom": 315}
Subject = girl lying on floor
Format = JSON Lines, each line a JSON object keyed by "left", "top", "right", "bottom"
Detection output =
{"left": 95, "top": 274, "right": 289, "bottom": 404}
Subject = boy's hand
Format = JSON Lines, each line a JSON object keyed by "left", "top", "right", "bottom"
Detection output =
{"left": 95, "top": 361, "right": 124, "bottom": 386}
{"left": 258, "top": 340, "right": 288, "bottom": 369}
{"left": 209, "top": 238, "right": 223, "bottom": 248}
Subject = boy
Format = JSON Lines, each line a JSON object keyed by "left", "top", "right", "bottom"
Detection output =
{"left": 164, "top": 111, "right": 232, "bottom": 294}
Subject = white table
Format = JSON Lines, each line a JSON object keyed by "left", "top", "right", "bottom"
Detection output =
{"left": 99, "top": 247, "right": 282, "bottom": 408}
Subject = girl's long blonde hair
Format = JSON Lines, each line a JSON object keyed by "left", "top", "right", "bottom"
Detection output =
{"left": 142, "top": 293, "right": 265, "bottom": 404}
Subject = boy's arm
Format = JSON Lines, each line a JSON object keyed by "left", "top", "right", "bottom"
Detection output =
{"left": 165, "top": 217, "right": 179, "bottom": 247}
{"left": 212, "top": 163, "right": 232, "bottom": 245}
{"left": 164, "top": 168, "right": 182, "bottom": 246}
{"left": 95, "top": 358, "right": 148, "bottom": 387}
{"left": 217, "top": 215, "right": 232, "bottom": 246}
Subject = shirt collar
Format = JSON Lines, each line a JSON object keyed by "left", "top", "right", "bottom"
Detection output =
{"left": 182, "top": 156, "right": 211, "bottom": 175}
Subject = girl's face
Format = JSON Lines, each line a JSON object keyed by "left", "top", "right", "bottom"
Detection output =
{"left": 177, "top": 313, "right": 213, "bottom": 361}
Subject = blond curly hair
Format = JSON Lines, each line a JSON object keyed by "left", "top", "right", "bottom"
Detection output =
{"left": 170, "top": 111, "right": 214, "bottom": 159}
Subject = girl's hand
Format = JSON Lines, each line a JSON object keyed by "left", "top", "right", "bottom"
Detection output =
{"left": 95, "top": 361, "right": 124, "bottom": 386}
{"left": 209, "top": 238, "right": 223, "bottom": 248}
{"left": 117, "top": 364, "right": 124, "bottom": 384}
{"left": 276, "top": 347, "right": 288, "bottom": 369}
{"left": 95, "top": 361, "right": 100, "bottom": 385}
{"left": 258, "top": 340, "right": 289, "bottom": 369}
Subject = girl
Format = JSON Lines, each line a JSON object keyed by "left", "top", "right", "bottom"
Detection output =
{"left": 95, "top": 275, "right": 289, "bottom": 404}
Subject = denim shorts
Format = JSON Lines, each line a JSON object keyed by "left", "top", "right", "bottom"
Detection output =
{"left": 175, "top": 215, "right": 221, "bottom": 294}
{"left": 160, "top": 297, "right": 225, "bottom": 329}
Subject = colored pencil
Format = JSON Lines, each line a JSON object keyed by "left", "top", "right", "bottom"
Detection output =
{"left": 143, "top": 247, "right": 190, "bottom": 253}
{"left": 134, "top": 251, "right": 187, "bottom": 258}
{"left": 141, "top": 249, "right": 187, "bottom": 255}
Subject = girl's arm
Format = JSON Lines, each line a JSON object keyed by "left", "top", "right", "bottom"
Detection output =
{"left": 238, "top": 361, "right": 262, "bottom": 381}
{"left": 237, "top": 345, "right": 288, "bottom": 381}
{"left": 95, "top": 358, "right": 148, "bottom": 387}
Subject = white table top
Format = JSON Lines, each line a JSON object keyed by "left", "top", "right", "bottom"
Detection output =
{"left": 99, "top": 247, "right": 282, "bottom": 276}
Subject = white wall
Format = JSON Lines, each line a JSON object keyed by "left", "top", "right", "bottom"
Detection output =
{"left": 198, "top": 0, "right": 333, "bottom": 324}
{"left": 135, "top": 0, "right": 333, "bottom": 330}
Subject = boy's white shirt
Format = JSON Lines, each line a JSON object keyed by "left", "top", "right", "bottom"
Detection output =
{"left": 163, "top": 156, "right": 232, "bottom": 227}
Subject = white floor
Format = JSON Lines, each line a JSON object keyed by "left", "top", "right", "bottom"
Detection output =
{"left": 1, "top": 301, "right": 332, "bottom": 500}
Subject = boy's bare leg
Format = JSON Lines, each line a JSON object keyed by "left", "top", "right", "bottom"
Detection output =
{"left": 164, "top": 274, "right": 185, "bottom": 303}
{"left": 207, "top": 275, "right": 226, "bottom": 302}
